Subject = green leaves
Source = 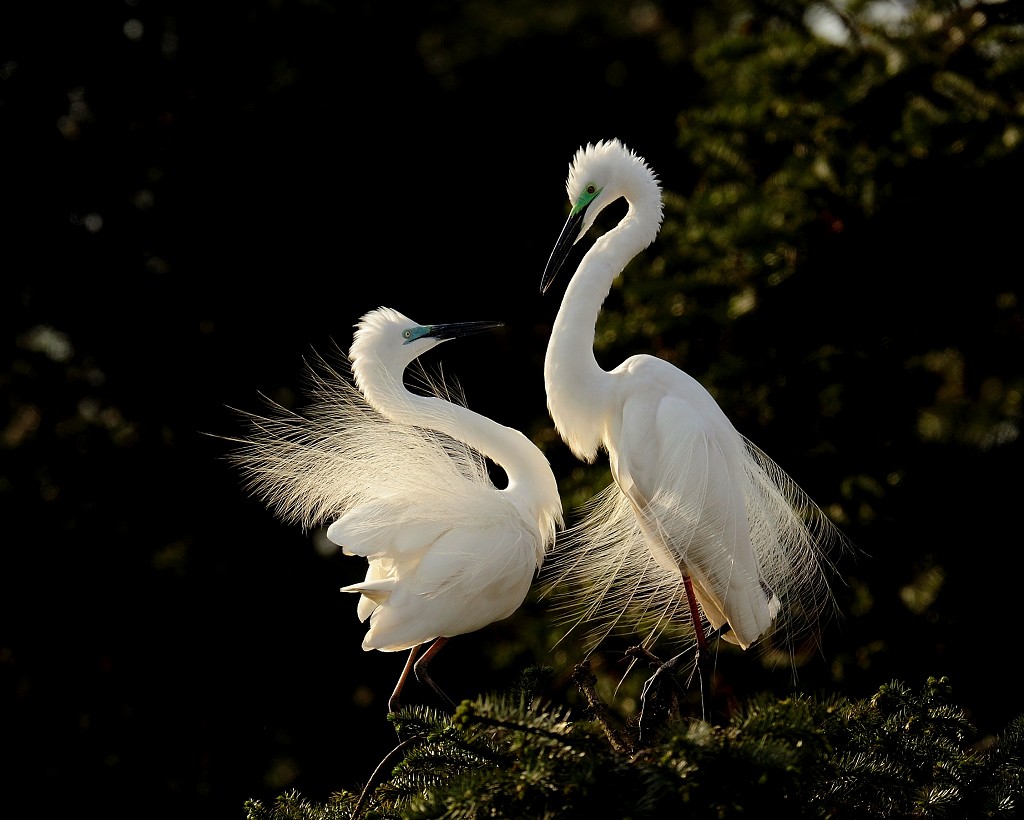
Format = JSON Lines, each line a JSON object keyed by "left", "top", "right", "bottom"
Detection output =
{"left": 244, "top": 678, "right": 1024, "bottom": 819}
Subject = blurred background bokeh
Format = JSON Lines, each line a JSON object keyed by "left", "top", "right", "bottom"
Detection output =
{"left": 3, "top": 1, "right": 1022, "bottom": 817}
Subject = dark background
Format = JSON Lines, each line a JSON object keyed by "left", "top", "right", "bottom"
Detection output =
{"left": 3, "top": 3, "right": 1022, "bottom": 818}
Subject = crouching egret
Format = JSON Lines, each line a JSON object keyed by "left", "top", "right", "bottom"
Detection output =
{"left": 229, "top": 307, "right": 563, "bottom": 711}
{"left": 538, "top": 139, "right": 841, "bottom": 675}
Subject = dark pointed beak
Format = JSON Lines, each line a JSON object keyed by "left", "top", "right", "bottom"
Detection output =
{"left": 540, "top": 207, "right": 587, "bottom": 294}
{"left": 427, "top": 320, "right": 504, "bottom": 341}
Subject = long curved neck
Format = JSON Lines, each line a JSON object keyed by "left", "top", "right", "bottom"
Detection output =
{"left": 544, "top": 201, "right": 657, "bottom": 461}
{"left": 356, "top": 362, "right": 559, "bottom": 526}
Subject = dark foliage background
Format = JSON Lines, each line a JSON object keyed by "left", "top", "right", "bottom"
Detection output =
{"left": 2, "top": 1, "right": 1022, "bottom": 818}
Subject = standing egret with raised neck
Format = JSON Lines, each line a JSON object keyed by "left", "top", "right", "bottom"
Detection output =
{"left": 538, "top": 139, "right": 841, "bottom": 676}
{"left": 230, "top": 307, "right": 563, "bottom": 712}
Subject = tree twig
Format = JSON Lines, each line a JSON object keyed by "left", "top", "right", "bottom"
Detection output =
{"left": 351, "top": 733, "right": 425, "bottom": 819}
{"left": 572, "top": 660, "right": 631, "bottom": 755}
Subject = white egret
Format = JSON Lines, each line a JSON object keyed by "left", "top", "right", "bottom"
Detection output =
{"left": 229, "top": 307, "right": 563, "bottom": 711}
{"left": 538, "top": 139, "right": 840, "bottom": 674}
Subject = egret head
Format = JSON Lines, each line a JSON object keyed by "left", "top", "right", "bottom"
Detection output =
{"left": 541, "top": 139, "right": 663, "bottom": 294}
{"left": 350, "top": 307, "right": 503, "bottom": 382}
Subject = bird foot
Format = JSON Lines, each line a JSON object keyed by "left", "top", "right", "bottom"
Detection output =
{"left": 622, "top": 646, "right": 689, "bottom": 743}
{"left": 622, "top": 645, "right": 663, "bottom": 667}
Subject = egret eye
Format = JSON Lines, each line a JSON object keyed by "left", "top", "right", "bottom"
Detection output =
{"left": 586, "top": 185, "right": 596, "bottom": 194}
{"left": 402, "top": 329, "right": 412, "bottom": 340}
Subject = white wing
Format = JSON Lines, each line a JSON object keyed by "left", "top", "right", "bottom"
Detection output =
{"left": 542, "top": 363, "right": 840, "bottom": 654}
{"left": 615, "top": 390, "right": 773, "bottom": 648}
{"left": 334, "top": 503, "right": 541, "bottom": 652}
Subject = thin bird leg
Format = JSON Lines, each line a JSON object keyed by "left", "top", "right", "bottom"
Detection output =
{"left": 633, "top": 647, "right": 683, "bottom": 743}
{"left": 413, "top": 636, "right": 457, "bottom": 711}
{"left": 683, "top": 575, "right": 710, "bottom": 654}
{"left": 634, "top": 574, "right": 710, "bottom": 706}
{"left": 389, "top": 644, "right": 422, "bottom": 713}
{"left": 646, "top": 621, "right": 734, "bottom": 683}
{"left": 635, "top": 580, "right": 735, "bottom": 741}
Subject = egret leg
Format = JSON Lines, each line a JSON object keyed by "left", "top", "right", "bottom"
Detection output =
{"left": 684, "top": 575, "right": 710, "bottom": 655}
{"left": 636, "top": 628, "right": 736, "bottom": 742}
{"left": 639, "top": 620, "right": 734, "bottom": 697}
{"left": 413, "top": 636, "right": 457, "bottom": 711}
{"left": 639, "top": 621, "right": 733, "bottom": 692}
{"left": 389, "top": 644, "right": 422, "bottom": 713}
{"left": 635, "top": 575, "right": 711, "bottom": 710}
